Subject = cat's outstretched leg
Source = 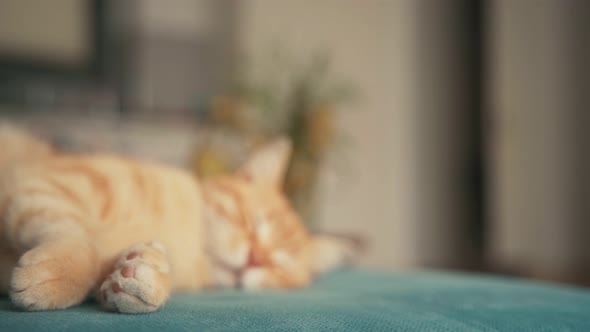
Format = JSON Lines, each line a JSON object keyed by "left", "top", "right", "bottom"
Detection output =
{"left": 99, "top": 241, "right": 171, "bottom": 313}
{"left": 1, "top": 170, "right": 100, "bottom": 310}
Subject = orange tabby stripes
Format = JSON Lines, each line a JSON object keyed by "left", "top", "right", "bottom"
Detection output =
{"left": 49, "top": 161, "right": 113, "bottom": 219}
{"left": 42, "top": 176, "right": 87, "bottom": 209}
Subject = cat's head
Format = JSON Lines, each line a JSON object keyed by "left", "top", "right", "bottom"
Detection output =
{"left": 202, "top": 138, "right": 361, "bottom": 289}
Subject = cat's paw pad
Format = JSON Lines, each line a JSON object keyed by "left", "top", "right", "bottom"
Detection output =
{"left": 100, "top": 242, "right": 170, "bottom": 314}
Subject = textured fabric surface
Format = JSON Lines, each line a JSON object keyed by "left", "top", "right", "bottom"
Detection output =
{"left": 1, "top": 269, "right": 589, "bottom": 331}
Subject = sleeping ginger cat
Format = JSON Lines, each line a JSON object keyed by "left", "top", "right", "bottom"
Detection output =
{"left": 0, "top": 125, "right": 356, "bottom": 313}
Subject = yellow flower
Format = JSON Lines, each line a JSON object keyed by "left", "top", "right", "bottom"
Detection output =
{"left": 285, "top": 158, "right": 314, "bottom": 193}
{"left": 306, "top": 105, "right": 335, "bottom": 156}
{"left": 193, "top": 147, "right": 229, "bottom": 178}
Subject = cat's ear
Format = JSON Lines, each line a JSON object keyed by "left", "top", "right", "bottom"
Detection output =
{"left": 237, "top": 137, "right": 292, "bottom": 187}
{"left": 308, "top": 233, "right": 365, "bottom": 275}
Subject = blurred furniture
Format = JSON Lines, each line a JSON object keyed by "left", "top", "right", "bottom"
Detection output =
{"left": 0, "top": 0, "right": 106, "bottom": 105}
{"left": 0, "top": 110, "right": 202, "bottom": 168}
{"left": 1, "top": 269, "right": 589, "bottom": 331}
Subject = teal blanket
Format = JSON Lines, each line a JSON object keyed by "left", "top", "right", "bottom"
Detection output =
{"left": 1, "top": 270, "right": 589, "bottom": 331}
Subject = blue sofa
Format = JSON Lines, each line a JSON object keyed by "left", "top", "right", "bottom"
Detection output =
{"left": 1, "top": 269, "right": 589, "bottom": 331}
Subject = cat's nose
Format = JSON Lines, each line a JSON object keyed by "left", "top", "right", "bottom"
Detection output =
{"left": 246, "top": 250, "right": 263, "bottom": 267}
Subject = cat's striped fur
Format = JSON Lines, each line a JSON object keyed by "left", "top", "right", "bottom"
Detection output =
{"left": 0, "top": 125, "right": 356, "bottom": 313}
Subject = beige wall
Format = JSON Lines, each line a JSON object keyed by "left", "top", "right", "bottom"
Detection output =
{"left": 237, "top": 0, "right": 420, "bottom": 268}
{"left": 0, "top": 0, "right": 90, "bottom": 65}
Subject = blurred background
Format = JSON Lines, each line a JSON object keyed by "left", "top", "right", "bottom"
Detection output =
{"left": 0, "top": 0, "right": 589, "bottom": 286}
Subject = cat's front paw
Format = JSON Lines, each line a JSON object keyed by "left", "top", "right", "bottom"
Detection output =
{"left": 10, "top": 243, "right": 96, "bottom": 311}
{"left": 99, "top": 242, "right": 170, "bottom": 314}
